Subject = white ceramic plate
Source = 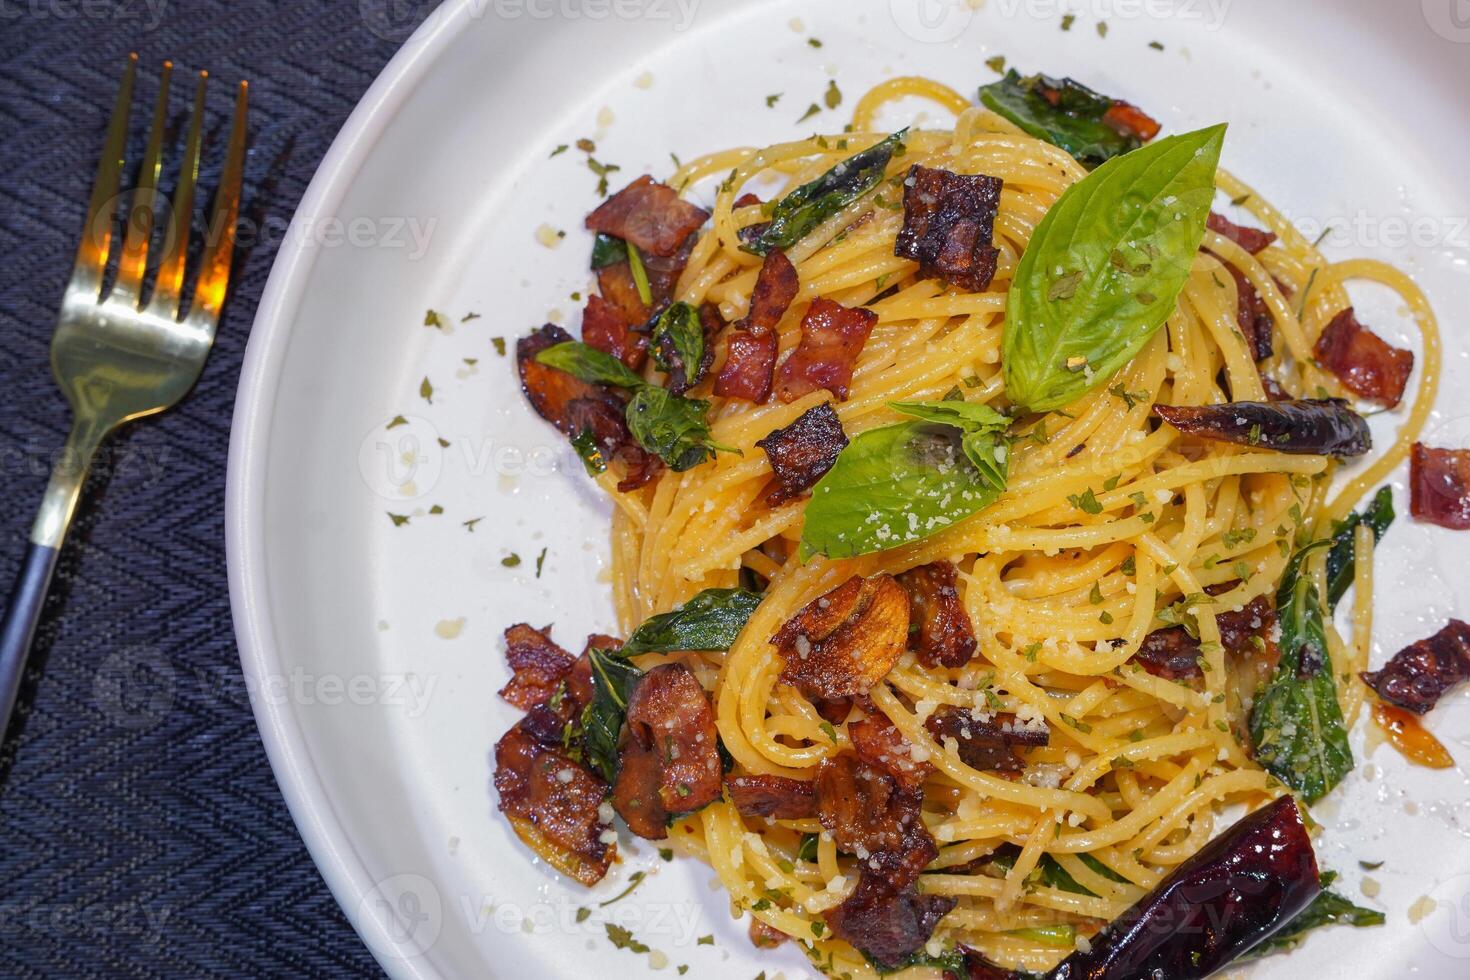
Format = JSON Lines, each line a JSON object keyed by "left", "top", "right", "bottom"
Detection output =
{"left": 227, "top": 1, "right": 1470, "bottom": 977}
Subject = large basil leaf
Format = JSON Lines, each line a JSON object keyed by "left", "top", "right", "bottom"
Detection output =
{"left": 622, "top": 588, "right": 762, "bottom": 656}
{"left": 1239, "top": 871, "right": 1384, "bottom": 961}
{"left": 1249, "top": 542, "right": 1353, "bottom": 803}
{"left": 536, "top": 340, "right": 646, "bottom": 389}
{"left": 800, "top": 420, "right": 1007, "bottom": 561}
{"left": 581, "top": 646, "right": 642, "bottom": 783}
{"left": 625, "top": 386, "right": 725, "bottom": 472}
{"left": 888, "top": 399, "right": 1010, "bottom": 490}
{"left": 1325, "top": 486, "right": 1394, "bottom": 611}
{"left": 979, "top": 70, "right": 1142, "bottom": 168}
{"left": 742, "top": 130, "right": 906, "bottom": 257}
{"left": 1002, "top": 124, "right": 1225, "bottom": 413}
{"left": 649, "top": 301, "right": 704, "bottom": 386}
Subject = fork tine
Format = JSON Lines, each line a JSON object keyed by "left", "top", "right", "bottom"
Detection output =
{"left": 70, "top": 53, "right": 137, "bottom": 300}
{"left": 147, "top": 71, "right": 206, "bottom": 320}
{"left": 189, "top": 79, "right": 248, "bottom": 327}
{"left": 111, "top": 61, "right": 171, "bottom": 309}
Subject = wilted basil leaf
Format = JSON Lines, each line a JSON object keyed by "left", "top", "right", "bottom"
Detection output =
{"left": 1249, "top": 542, "right": 1353, "bottom": 803}
{"left": 650, "top": 301, "right": 705, "bottom": 387}
{"left": 591, "top": 231, "right": 628, "bottom": 269}
{"left": 582, "top": 646, "right": 642, "bottom": 783}
{"left": 1002, "top": 125, "right": 1224, "bottom": 413}
{"left": 1240, "top": 871, "right": 1384, "bottom": 960}
{"left": 535, "top": 341, "right": 646, "bottom": 389}
{"left": 1325, "top": 486, "right": 1394, "bottom": 611}
{"left": 569, "top": 429, "right": 608, "bottom": 475}
{"left": 979, "top": 70, "right": 1142, "bottom": 167}
{"left": 625, "top": 386, "right": 726, "bottom": 472}
{"left": 622, "top": 588, "right": 762, "bottom": 656}
{"left": 742, "top": 130, "right": 906, "bottom": 257}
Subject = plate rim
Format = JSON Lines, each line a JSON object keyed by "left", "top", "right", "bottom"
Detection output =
{"left": 224, "top": 4, "right": 479, "bottom": 978}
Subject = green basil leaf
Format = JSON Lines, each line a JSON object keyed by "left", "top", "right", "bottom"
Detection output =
{"left": 979, "top": 70, "right": 1141, "bottom": 167}
{"left": 622, "top": 588, "right": 762, "bottom": 656}
{"left": 569, "top": 429, "right": 608, "bottom": 475}
{"left": 535, "top": 341, "right": 646, "bottom": 389}
{"left": 742, "top": 130, "right": 906, "bottom": 257}
{"left": 800, "top": 421, "right": 1007, "bottom": 560}
{"left": 1248, "top": 541, "right": 1353, "bottom": 803}
{"left": 1239, "top": 871, "right": 1384, "bottom": 960}
{"left": 625, "top": 386, "right": 724, "bottom": 472}
{"left": 1325, "top": 485, "right": 1394, "bottom": 611}
{"left": 650, "top": 301, "right": 705, "bottom": 384}
{"left": 582, "top": 646, "right": 643, "bottom": 783}
{"left": 591, "top": 231, "right": 628, "bottom": 269}
{"left": 1002, "top": 124, "right": 1225, "bottom": 413}
{"left": 887, "top": 399, "right": 1010, "bottom": 433}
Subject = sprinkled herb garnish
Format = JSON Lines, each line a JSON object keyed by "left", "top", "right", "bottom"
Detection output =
{"left": 419, "top": 377, "right": 434, "bottom": 403}
{"left": 535, "top": 547, "right": 548, "bottom": 578}
{"left": 550, "top": 144, "right": 569, "bottom": 158}
{"left": 1069, "top": 488, "right": 1104, "bottom": 514}
{"left": 587, "top": 157, "right": 621, "bottom": 197}
{"left": 1097, "top": 21, "right": 1109, "bottom": 37}
{"left": 386, "top": 415, "right": 407, "bottom": 429}
{"left": 598, "top": 870, "right": 647, "bottom": 907}
{"left": 807, "top": 37, "right": 822, "bottom": 48}
{"left": 1149, "top": 40, "right": 1165, "bottom": 51}
{"left": 424, "top": 309, "right": 447, "bottom": 329}
{"left": 462, "top": 312, "right": 480, "bottom": 322}
{"left": 697, "top": 935, "right": 714, "bottom": 946}
{"left": 765, "top": 93, "right": 782, "bottom": 107}
{"left": 796, "top": 102, "right": 821, "bottom": 123}
{"left": 819, "top": 721, "right": 838, "bottom": 744}
{"left": 823, "top": 80, "right": 841, "bottom": 110}
{"left": 387, "top": 513, "right": 410, "bottom": 527}
{"left": 986, "top": 55, "right": 1006, "bottom": 74}
{"left": 605, "top": 923, "right": 650, "bottom": 953}
{"left": 1061, "top": 13, "right": 1075, "bottom": 29}
{"left": 492, "top": 337, "right": 507, "bottom": 356}
{"left": 463, "top": 517, "right": 483, "bottom": 532}
{"left": 575, "top": 907, "right": 591, "bottom": 923}
{"left": 502, "top": 553, "right": 521, "bottom": 568}
{"left": 429, "top": 505, "right": 443, "bottom": 515}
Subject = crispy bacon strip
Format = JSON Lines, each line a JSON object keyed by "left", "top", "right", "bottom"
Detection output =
{"left": 1225, "top": 264, "right": 1274, "bottom": 361}
{"left": 494, "top": 723, "right": 613, "bottom": 886}
{"left": 1313, "top": 307, "right": 1414, "bottom": 408}
{"left": 585, "top": 175, "right": 710, "bottom": 257}
{"left": 499, "top": 623, "right": 575, "bottom": 710}
{"left": 1101, "top": 100, "right": 1161, "bottom": 142}
{"left": 1361, "top": 620, "right": 1470, "bottom": 715}
{"left": 1207, "top": 211, "right": 1277, "bottom": 255}
{"left": 581, "top": 293, "right": 647, "bottom": 370}
{"left": 1131, "top": 595, "right": 1277, "bottom": 682}
{"left": 815, "top": 752, "right": 951, "bottom": 968}
{"left": 519, "top": 325, "right": 621, "bottom": 434}
{"left": 726, "top": 773, "right": 817, "bottom": 819}
{"left": 755, "top": 403, "right": 848, "bottom": 506}
{"left": 895, "top": 164, "right": 1004, "bottom": 292}
{"left": 596, "top": 262, "right": 653, "bottom": 326}
{"left": 1410, "top": 443, "right": 1470, "bottom": 530}
{"left": 611, "top": 663, "right": 722, "bottom": 840}
{"left": 924, "top": 706, "right": 1048, "bottom": 774}
{"left": 896, "top": 561, "right": 977, "bottom": 669}
{"left": 715, "top": 330, "right": 778, "bottom": 403}
{"left": 848, "top": 714, "right": 932, "bottom": 789}
{"left": 824, "top": 874, "right": 956, "bottom": 972}
{"left": 740, "top": 248, "right": 800, "bottom": 334}
{"left": 774, "top": 575, "right": 910, "bottom": 701}
{"left": 774, "top": 297, "right": 876, "bottom": 403}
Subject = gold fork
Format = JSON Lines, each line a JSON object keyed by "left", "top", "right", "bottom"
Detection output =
{"left": 0, "top": 54, "right": 247, "bottom": 735}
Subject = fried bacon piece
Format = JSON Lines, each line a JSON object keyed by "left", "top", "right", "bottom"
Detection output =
{"left": 1101, "top": 100, "right": 1161, "bottom": 142}
{"left": 815, "top": 752, "right": 951, "bottom": 968}
{"left": 748, "top": 918, "right": 788, "bottom": 949}
{"left": 896, "top": 561, "right": 977, "bottom": 669}
{"left": 611, "top": 663, "right": 722, "bottom": 840}
{"left": 519, "top": 325, "right": 620, "bottom": 433}
{"left": 1411, "top": 443, "right": 1470, "bottom": 530}
{"left": 848, "top": 714, "right": 932, "bottom": 789}
{"left": 715, "top": 330, "right": 779, "bottom": 403}
{"left": 1207, "top": 211, "right": 1277, "bottom": 255}
{"left": 824, "top": 873, "right": 956, "bottom": 972}
{"left": 1131, "top": 595, "right": 1277, "bottom": 682}
{"left": 1154, "top": 398, "right": 1370, "bottom": 458}
{"left": 596, "top": 262, "right": 652, "bottom": 326}
{"left": 924, "top": 706, "right": 1048, "bottom": 774}
{"left": 773, "top": 297, "right": 877, "bottom": 403}
{"left": 494, "top": 723, "right": 613, "bottom": 886}
{"left": 1313, "top": 307, "right": 1414, "bottom": 408}
{"left": 726, "top": 773, "right": 818, "bottom": 819}
{"left": 754, "top": 403, "right": 848, "bottom": 506}
{"left": 581, "top": 293, "right": 647, "bottom": 370}
{"left": 774, "top": 575, "right": 910, "bottom": 701}
{"left": 498, "top": 623, "right": 576, "bottom": 710}
{"left": 1225, "top": 264, "right": 1274, "bottom": 361}
{"left": 716, "top": 250, "right": 800, "bottom": 403}
{"left": 894, "top": 165, "right": 1004, "bottom": 293}
{"left": 586, "top": 175, "right": 710, "bottom": 257}
{"left": 1361, "top": 620, "right": 1470, "bottom": 715}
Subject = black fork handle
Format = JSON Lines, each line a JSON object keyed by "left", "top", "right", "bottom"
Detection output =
{"left": 0, "top": 542, "right": 62, "bottom": 732}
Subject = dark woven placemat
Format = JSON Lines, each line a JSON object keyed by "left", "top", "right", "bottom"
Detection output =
{"left": 0, "top": 3, "right": 439, "bottom": 976}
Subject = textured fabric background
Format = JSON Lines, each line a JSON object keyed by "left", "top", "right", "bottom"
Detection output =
{"left": 0, "top": 2, "right": 441, "bottom": 975}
